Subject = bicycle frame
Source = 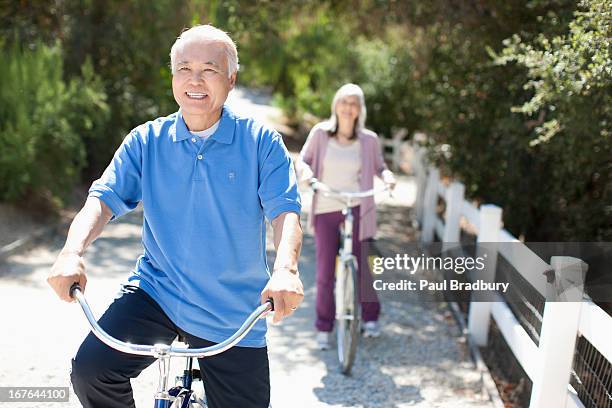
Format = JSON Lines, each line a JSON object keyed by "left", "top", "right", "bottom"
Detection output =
{"left": 336, "top": 204, "right": 357, "bottom": 322}
{"left": 311, "top": 179, "right": 389, "bottom": 373}
{"left": 311, "top": 179, "right": 388, "bottom": 317}
{"left": 70, "top": 285, "right": 273, "bottom": 407}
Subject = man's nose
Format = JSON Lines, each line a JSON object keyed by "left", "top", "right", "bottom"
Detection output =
{"left": 189, "top": 70, "right": 205, "bottom": 84}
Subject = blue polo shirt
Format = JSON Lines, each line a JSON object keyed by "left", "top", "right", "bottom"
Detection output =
{"left": 89, "top": 106, "right": 301, "bottom": 347}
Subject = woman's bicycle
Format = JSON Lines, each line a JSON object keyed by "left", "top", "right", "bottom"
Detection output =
{"left": 310, "top": 179, "right": 389, "bottom": 375}
{"left": 70, "top": 284, "right": 274, "bottom": 408}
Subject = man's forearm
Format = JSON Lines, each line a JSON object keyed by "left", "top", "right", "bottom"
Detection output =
{"left": 263, "top": 211, "right": 304, "bottom": 320}
{"left": 62, "top": 197, "right": 113, "bottom": 256}
{"left": 271, "top": 212, "right": 303, "bottom": 272}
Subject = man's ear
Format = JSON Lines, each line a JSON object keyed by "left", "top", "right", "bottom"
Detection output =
{"left": 229, "top": 72, "right": 237, "bottom": 89}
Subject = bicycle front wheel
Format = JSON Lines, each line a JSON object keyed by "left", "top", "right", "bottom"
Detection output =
{"left": 336, "top": 260, "right": 360, "bottom": 375}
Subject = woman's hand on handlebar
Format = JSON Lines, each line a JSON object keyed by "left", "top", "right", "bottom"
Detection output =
{"left": 382, "top": 170, "right": 397, "bottom": 191}
{"left": 309, "top": 178, "right": 333, "bottom": 193}
{"left": 47, "top": 250, "right": 88, "bottom": 302}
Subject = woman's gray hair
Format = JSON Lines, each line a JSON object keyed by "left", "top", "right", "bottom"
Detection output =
{"left": 324, "top": 83, "right": 367, "bottom": 134}
{"left": 170, "top": 25, "right": 239, "bottom": 77}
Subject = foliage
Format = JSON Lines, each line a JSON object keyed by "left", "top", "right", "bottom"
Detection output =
{"left": 353, "top": 29, "right": 421, "bottom": 138}
{"left": 1, "top": 0, "right": 609, "bottom": 240}
{"left": 201, "top": 1, "right": 359, "bottom": 119}
{"left": 495, "top": 0, "right": 611, "bottom": 145}
{"left": 0, "top": 42, "right": 109, "bottom": 207}
{"left": 491, "top": 0, "right": 612, "bottom": 239}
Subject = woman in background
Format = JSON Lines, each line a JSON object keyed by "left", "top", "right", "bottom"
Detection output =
{"left": 298, "top": 83, "right": 396, "bottom": 350}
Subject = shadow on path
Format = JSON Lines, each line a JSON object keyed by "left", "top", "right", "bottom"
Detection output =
{"left": 0, "top": 209, "right": 144, "bottom": 282}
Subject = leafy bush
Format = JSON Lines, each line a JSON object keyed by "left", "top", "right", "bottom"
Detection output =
{"left": 383, "top": 0, "right": 610, "bottom": 241}
{"left": 0, "top": 42, "right": 109, "bottom": 208}
{"left": 491, "top": 0, "right": 611, "bottom": 240}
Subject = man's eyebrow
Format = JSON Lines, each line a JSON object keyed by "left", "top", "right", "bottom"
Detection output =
{"left": 176, "top": 60, "right": 220, "bottom": 68}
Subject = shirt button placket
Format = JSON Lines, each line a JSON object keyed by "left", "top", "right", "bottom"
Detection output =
{"left": 193, "top": 149, "right": 205, "bottom": 181}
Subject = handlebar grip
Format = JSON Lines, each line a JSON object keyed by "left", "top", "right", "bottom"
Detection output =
{"left": 266, "top": 298, "right": 274, "bottom": 312}
{"left": 70, "top": 282, "right": 82, "bottom": 299}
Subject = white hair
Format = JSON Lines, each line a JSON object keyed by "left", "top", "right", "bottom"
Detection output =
{"left": 324, "top": 83, "right": 367, "bottom": 135}
{"left": 170, "top": 25, "right": 239, "bottom": 77}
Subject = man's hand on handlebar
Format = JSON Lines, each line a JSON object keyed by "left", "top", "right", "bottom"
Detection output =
{"left": 260, "top": 267, "right": 304, "bottom": 324}
{"left": 48, "top": 250, "right": 88, "bottom": 302}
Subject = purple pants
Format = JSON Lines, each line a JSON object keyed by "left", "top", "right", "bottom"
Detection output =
{"left": 314, "top": 206, "right": 381, "bottom": 332}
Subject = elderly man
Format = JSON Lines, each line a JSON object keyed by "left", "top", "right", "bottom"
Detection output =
{"left": 47, "top": 25, "right": 303, "bottom": 408}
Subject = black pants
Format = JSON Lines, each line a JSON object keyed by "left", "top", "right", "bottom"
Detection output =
{"left": 70, "top": 285, "right": 270, "bottom": 408}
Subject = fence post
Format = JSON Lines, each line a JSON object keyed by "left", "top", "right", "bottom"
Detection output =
{"left": 391, "top": 128, "right": 408, "bottom": 172}
{"left": 442, "top": 182, "right": 465, "bottom": 243}
{"left": 529, "top": 256, "right": 587, "bottom": 408}
{"left": 412, "top": 133, "right": 428, "bottom": 225}
{"left": 468, "top": 204, "right": 502, "bottom": 346}
{"left": 413, "top": 146, "right": 427, "bottom": 226}
{"left": 441, "top": 182, "right": 465, "bottom": 255}
{"left": 421, "top": 167, "right": 439, "bottom": 243}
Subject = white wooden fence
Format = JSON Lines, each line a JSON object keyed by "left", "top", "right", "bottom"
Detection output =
{"left": 380, "top": 128, "right": 409, "bottom": 172}
{"left": 411, "top": 143, "right": 612, "bottom": 408}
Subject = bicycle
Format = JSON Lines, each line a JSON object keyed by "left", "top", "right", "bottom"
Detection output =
{"left": 70, "top": 284, "right": 274, "bottom": 408}
{"left": 309, "top": 179, "right": 390, "bottom": 375}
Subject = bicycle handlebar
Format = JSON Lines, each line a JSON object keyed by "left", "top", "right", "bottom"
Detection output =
{"left": 309, "top": 178, "right": 391, "bottom": 200}
{"left": 70, "top": 284, "right": 273, "bottom": 358}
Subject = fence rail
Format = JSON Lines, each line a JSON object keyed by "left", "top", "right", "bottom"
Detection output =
{"left": 410, "top": 139, "right": 611, "bottom": 408}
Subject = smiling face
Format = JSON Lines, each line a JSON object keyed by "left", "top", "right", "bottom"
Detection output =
{"left": 335, "top": 95, "right": 361, "bottom": 128}
{"left": 171, "top": 38, "right": 236, "bottom": 131}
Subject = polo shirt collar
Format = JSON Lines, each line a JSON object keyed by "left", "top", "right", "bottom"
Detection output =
{"left": 210, "top": 105, "right": 236, "bottom": 144}
{"left": 171, "top": 106, "right": 236, "bottom": 144}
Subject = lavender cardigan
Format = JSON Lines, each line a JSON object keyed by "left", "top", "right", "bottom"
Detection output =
{"left": 298, "top": 123, "right": 388, "bottom": 241}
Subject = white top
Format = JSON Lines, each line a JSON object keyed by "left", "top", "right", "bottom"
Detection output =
{"left": 315, "top": 138, "right": 361, "bottom": 215}
{"left": 190, "top": 118, "right": 221, "bottom": 139}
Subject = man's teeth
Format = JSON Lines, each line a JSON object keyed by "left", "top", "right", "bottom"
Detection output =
{"left": 186, "top": 92, "right": 207, "bottom": 99}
